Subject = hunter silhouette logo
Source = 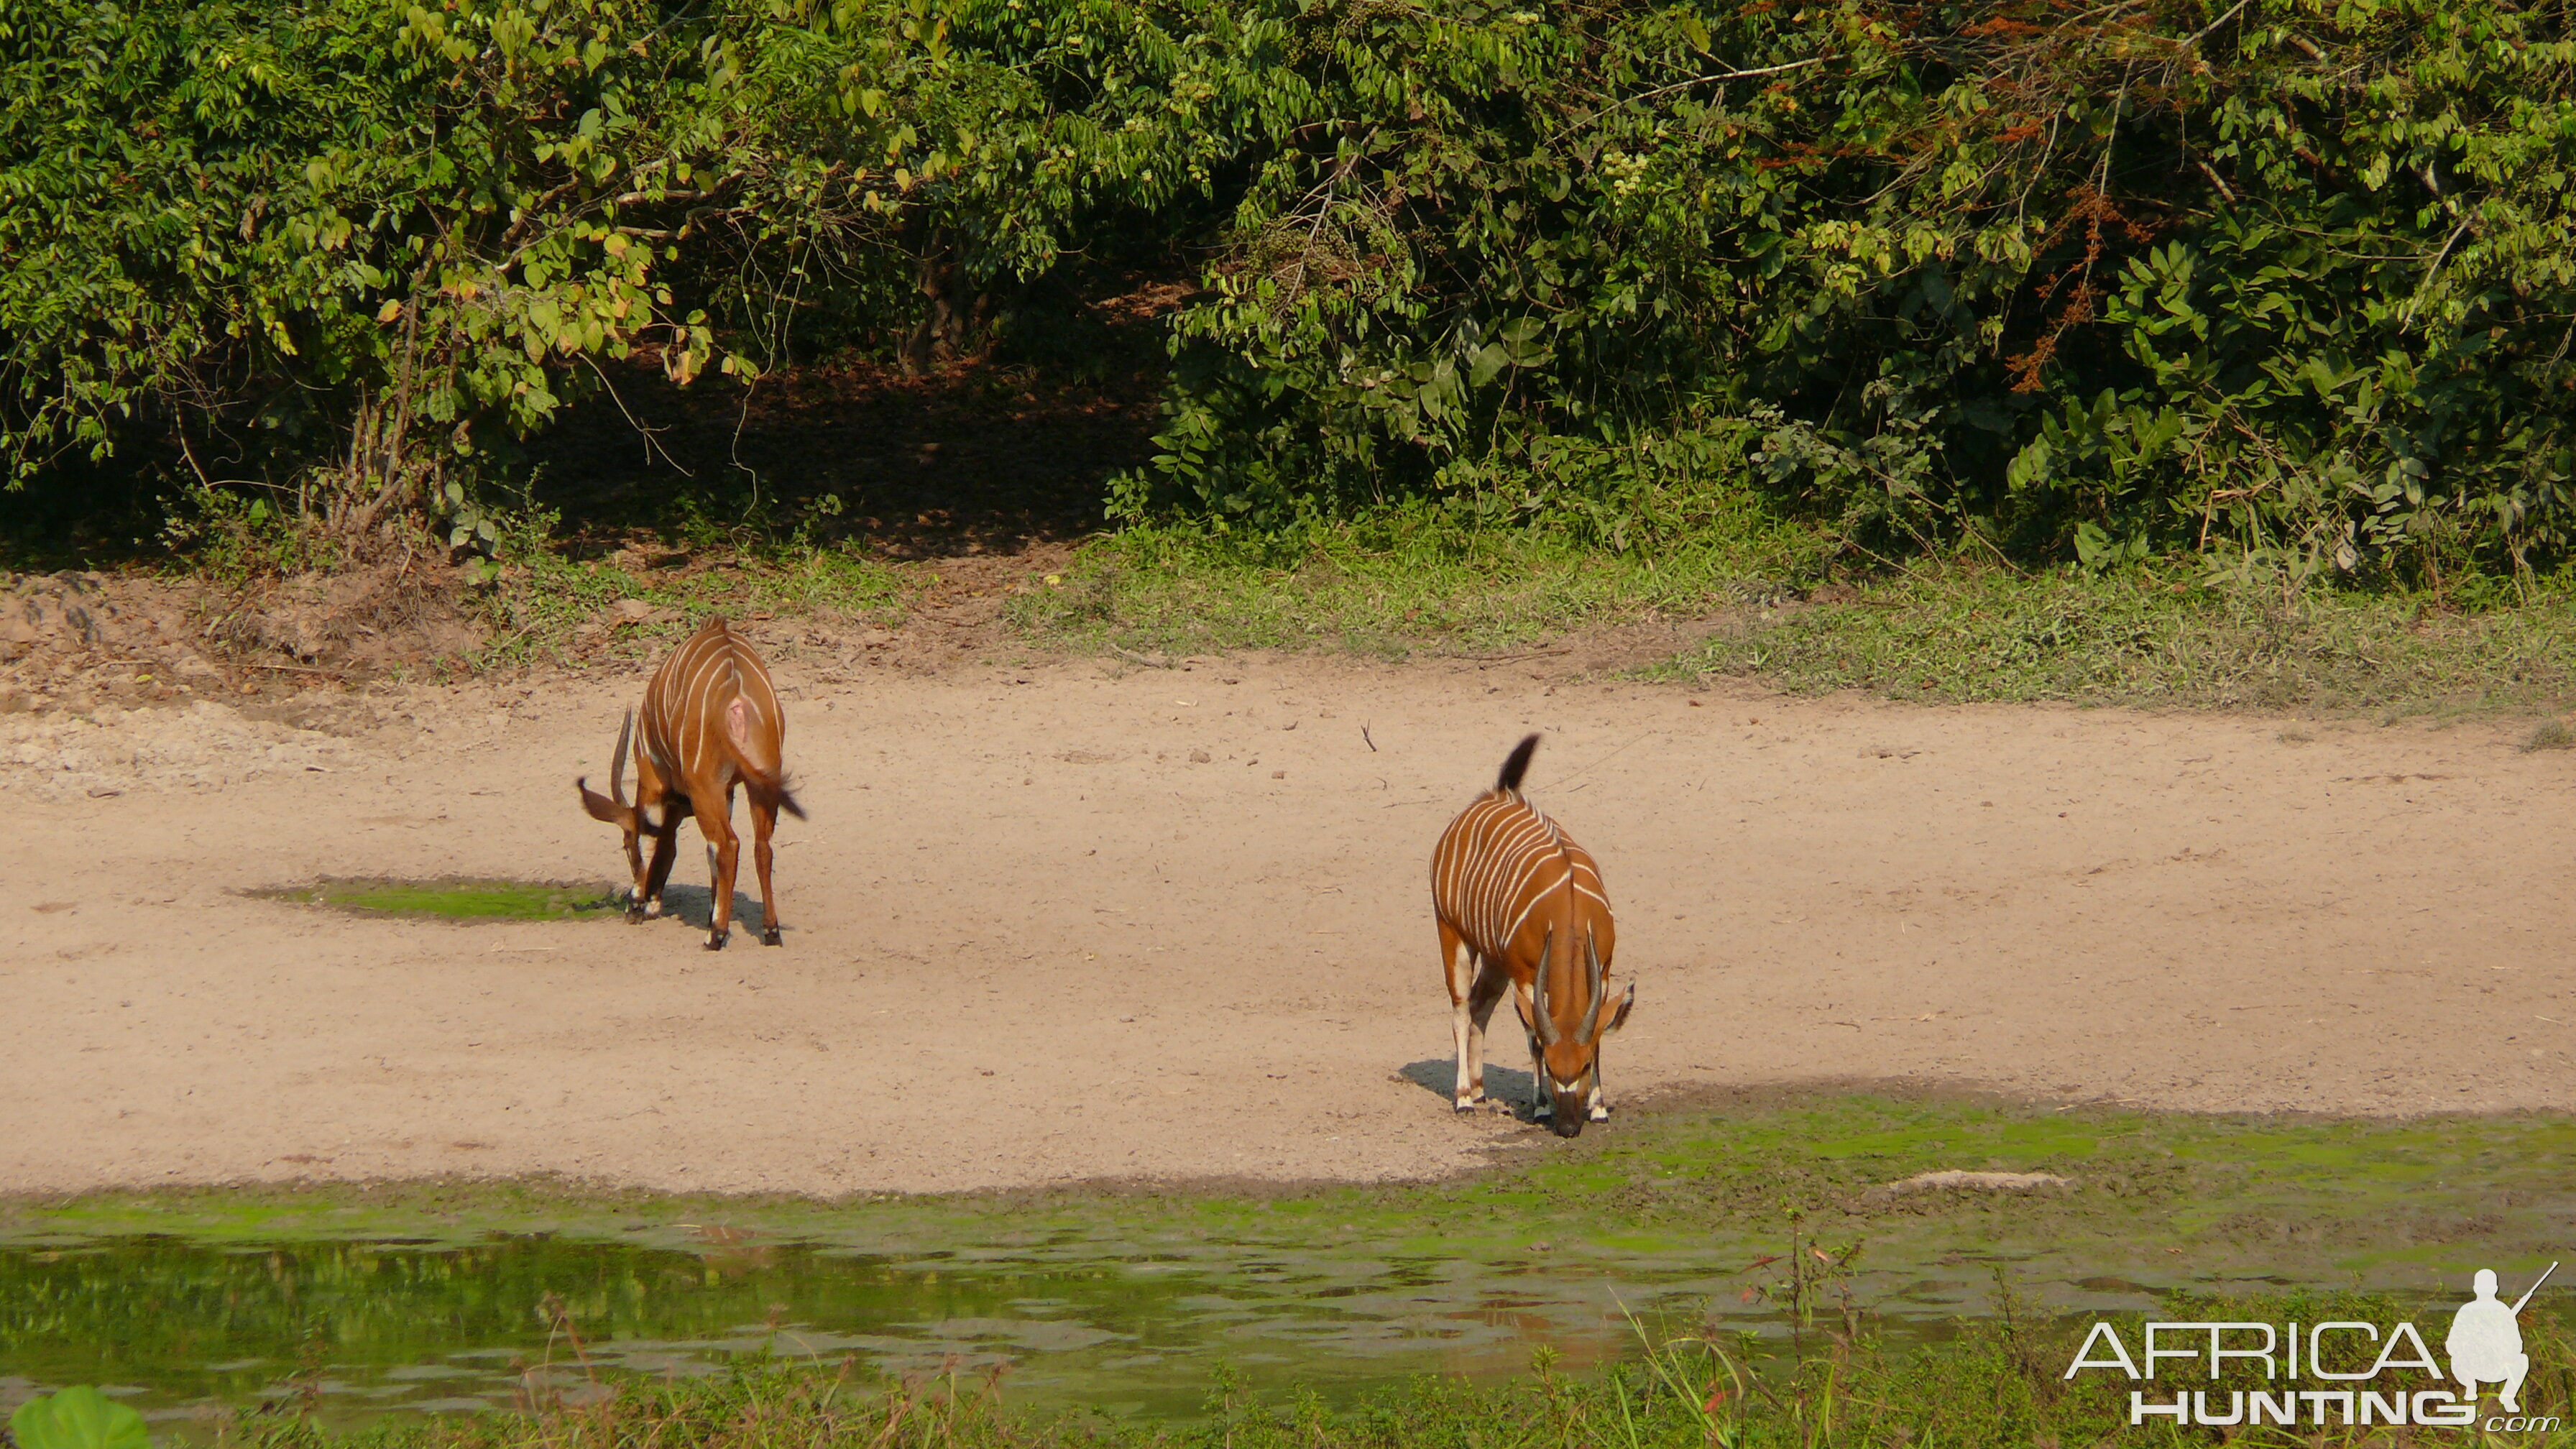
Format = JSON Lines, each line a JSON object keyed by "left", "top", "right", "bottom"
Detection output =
{"left": 2064, "top": 1259, "right": 2562, "bottom": 1430}
{"left": 2449, "top": 1262, "right": 2556, "bottom": 1412}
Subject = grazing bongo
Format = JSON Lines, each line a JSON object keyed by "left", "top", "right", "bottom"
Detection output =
{"left": 1430, "top": 734, "right": 1632, "bottom": 1136}
{"left": 577, "top": 616, "right": 805, "bottom": 949}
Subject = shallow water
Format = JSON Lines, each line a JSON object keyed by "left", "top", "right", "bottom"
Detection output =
{"left": 10, "top": 1098, "right": 2572, "bottom": 1437}
{"left": 0, "top": 1218, "right": 2516, "bottom": 1438}
{"left": 0, "top": 1227, "right": 1939, "bottom": 1435}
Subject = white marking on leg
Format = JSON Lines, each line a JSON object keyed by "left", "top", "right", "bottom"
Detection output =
{"left": 1451, "top": 1002, "right": 1475, "bottom": 1110}
{"left": 1446, "top": 934, "right": 1478, "bottom": 1109}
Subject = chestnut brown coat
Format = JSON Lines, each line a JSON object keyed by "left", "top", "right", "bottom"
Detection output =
{"left": 579, "top": 617, "right": 804, "bottom": 949}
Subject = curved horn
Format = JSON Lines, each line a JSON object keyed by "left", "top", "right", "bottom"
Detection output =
{"left": 1578, "top": 929, "right": 1607, "bottom": 1039}
{"left": 610, "top": 707, "right": 633, "bottom": 806}
{"left": 1531, "top": 928, "right": 1562, "bottom": 1046}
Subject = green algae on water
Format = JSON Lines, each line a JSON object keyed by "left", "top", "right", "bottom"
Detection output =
{"left": 11, "top": 1092, "right": 2576, "bottom": 1439}
{"left": 252, "top": 878, "right": 620, "bottom": 921}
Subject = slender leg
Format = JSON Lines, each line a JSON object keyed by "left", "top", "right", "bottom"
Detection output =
{"left": 641, "top": 820, "right": 679, "bottom": 918}
{"left": 1588, "top": 1059, "right": 1609, "bottom": 1122}
{"left": 699, "top": 786, "right": 739, "bottom": 950}
{"left": 750, "top": 794, "right": 782, "bottom": 946}
{"left": 621, "top": 825, "right": 648, "bottom": 920}
{"left": 1525, "top": 995, "right": 1550, "bottom": 1120}
{"left": 1440, "top": 919, "right": 1478, "bottom": 1110}
{"left": 619, "top": 791, "right": 650, "bottom": 916}
{"left": 623, "top": 791, "right": 660, "bottom": 920}
{"left": 1466, "top": 960, "right": 1509, "bottom": 1110}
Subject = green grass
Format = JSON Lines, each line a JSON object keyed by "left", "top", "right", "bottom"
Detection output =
{"left": 475, "top": 535, "right": 923, "bottom": 668}
{"left": 434, "top": 473, "right": 2576, "bottom": 721}
{"left": 128, "top": 1308, "right": 2576, "bottom": 1449}
{"left": 1657, "top": 564, "right": 2576, "bottom": 716}
{"left": 1004, "top": 505, "right": 1810, "bottom": 658}
{"left": 252, "top": 878, "right": 622, "bottom": 921}
{"left": 997, "top": 494, "right": 2576, "bottom": 717}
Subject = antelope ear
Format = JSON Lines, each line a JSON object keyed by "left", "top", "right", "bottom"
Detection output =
{"left": 1600, "top": 982, "right": 1636, "bottom": 1036}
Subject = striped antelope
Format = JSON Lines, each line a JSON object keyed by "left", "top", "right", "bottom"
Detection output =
{"left": 577, "top": 616, "right": 806, "bottom": 949}
{"left": 1430, "top": 734, "right": 1632, "bottom": 1136}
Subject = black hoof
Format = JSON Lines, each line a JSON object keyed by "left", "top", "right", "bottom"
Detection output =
{"left": 626, "top": 906, "right": 647, "bottom": 924}
{"left": 760, "top": 927, "right": 782, "bottom": 947}
{"left": 704, "top": 933, "right": 728, "bottom": 952}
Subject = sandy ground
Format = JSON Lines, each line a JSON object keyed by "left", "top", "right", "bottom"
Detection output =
{"left": 6, "top": 644, "right": 2575, "bottom": 1197}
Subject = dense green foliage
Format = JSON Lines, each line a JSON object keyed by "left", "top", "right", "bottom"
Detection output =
{"left": 0, "top": 0, "right": 1251, "bottom": 546}
{"left": 4, "top": 0, "right": 2572, "bottom": 579}
{"left": 1126, "top": 0, "right": 2576, "bottom": 586}
{"left": 3, "top": 0, "right": 742, "bottom": 533}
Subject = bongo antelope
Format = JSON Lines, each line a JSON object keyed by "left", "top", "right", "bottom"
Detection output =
{"left": 1430, "top": 734, "right": 1632, "bottom": 1136}
{"left": 577, "top": 616, "right": 805, "bottom": 949}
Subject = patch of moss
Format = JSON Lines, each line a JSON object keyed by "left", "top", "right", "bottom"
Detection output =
{"left": 253, "top": 878, "right": 620, "bottom": 921}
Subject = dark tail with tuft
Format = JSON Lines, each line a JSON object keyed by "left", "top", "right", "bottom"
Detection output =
{"left": 1496, "top": 733, "right": 1541, "bottom": 793}
{"left": 773, "top": 773, "right": 809, "bottom": 822}
{"left": 740, "top": 760, "right": 808, "bottom": 822}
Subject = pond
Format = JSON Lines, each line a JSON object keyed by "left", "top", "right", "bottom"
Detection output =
{"left": 0, "top": 1220, "right": 1966, "bottom": 1436}
{"left": 9, "top": 1095, "right": 2570, "bottom": 1438}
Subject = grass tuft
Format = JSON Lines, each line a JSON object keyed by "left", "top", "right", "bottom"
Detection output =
{"left": 1652, "top": 564, "right": 2576, "bottom": 715}
{"left": 1006, "top": 504, "right": 1809, "bottom": 658}
{"left": 998, "top": 501, "right": 2576, "bottom": 717}
{"left": 476, "top": 527, "right": 921, "bottom": 669}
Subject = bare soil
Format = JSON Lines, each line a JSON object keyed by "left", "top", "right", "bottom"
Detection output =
{"left": 7, "top": 624, "right": 2575, "bottom": 1197}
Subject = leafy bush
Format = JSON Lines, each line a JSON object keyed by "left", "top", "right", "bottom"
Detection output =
{"left": 1, "top": 0, "right": 737, "bottom": 533}
{"left": 1118, "top": 0, "right": 2576, "bottom": 581}
{"left": 6, "top": 0, "right": 2571, "bottom": 584}
{"left": 0, "top": 0, "right": 1256, "bottom": 546}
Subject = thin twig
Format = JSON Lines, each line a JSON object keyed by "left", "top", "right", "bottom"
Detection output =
{"left": 2402, "top": 215, "right": 2477, "bottom": 325}
{"left": 579, "top": 353, "right": 693, "bottom": 477}
{"left": 1574, "top": 57, "right": 1830, "bottom": 128}
{"left": 177, "top": 429, "right": 214, "bottom": 491}
{"left": 2180, "top": 0, "right": 2254, "bottom": 52}
{"left": 1552, "top": 730, "right": 1655, "bottom": 786}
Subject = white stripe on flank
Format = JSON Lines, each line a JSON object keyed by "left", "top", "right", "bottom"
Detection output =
{"left": 638, "top": 617, "right": 787, "bottom": 791}
{"left": 1430, "top": 778, "right": 1616, "bottom": 1046}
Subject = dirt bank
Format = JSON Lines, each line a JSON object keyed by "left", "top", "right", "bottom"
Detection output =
{"left": 6, "top": 643, "right": 2573, "bottom": 1196}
